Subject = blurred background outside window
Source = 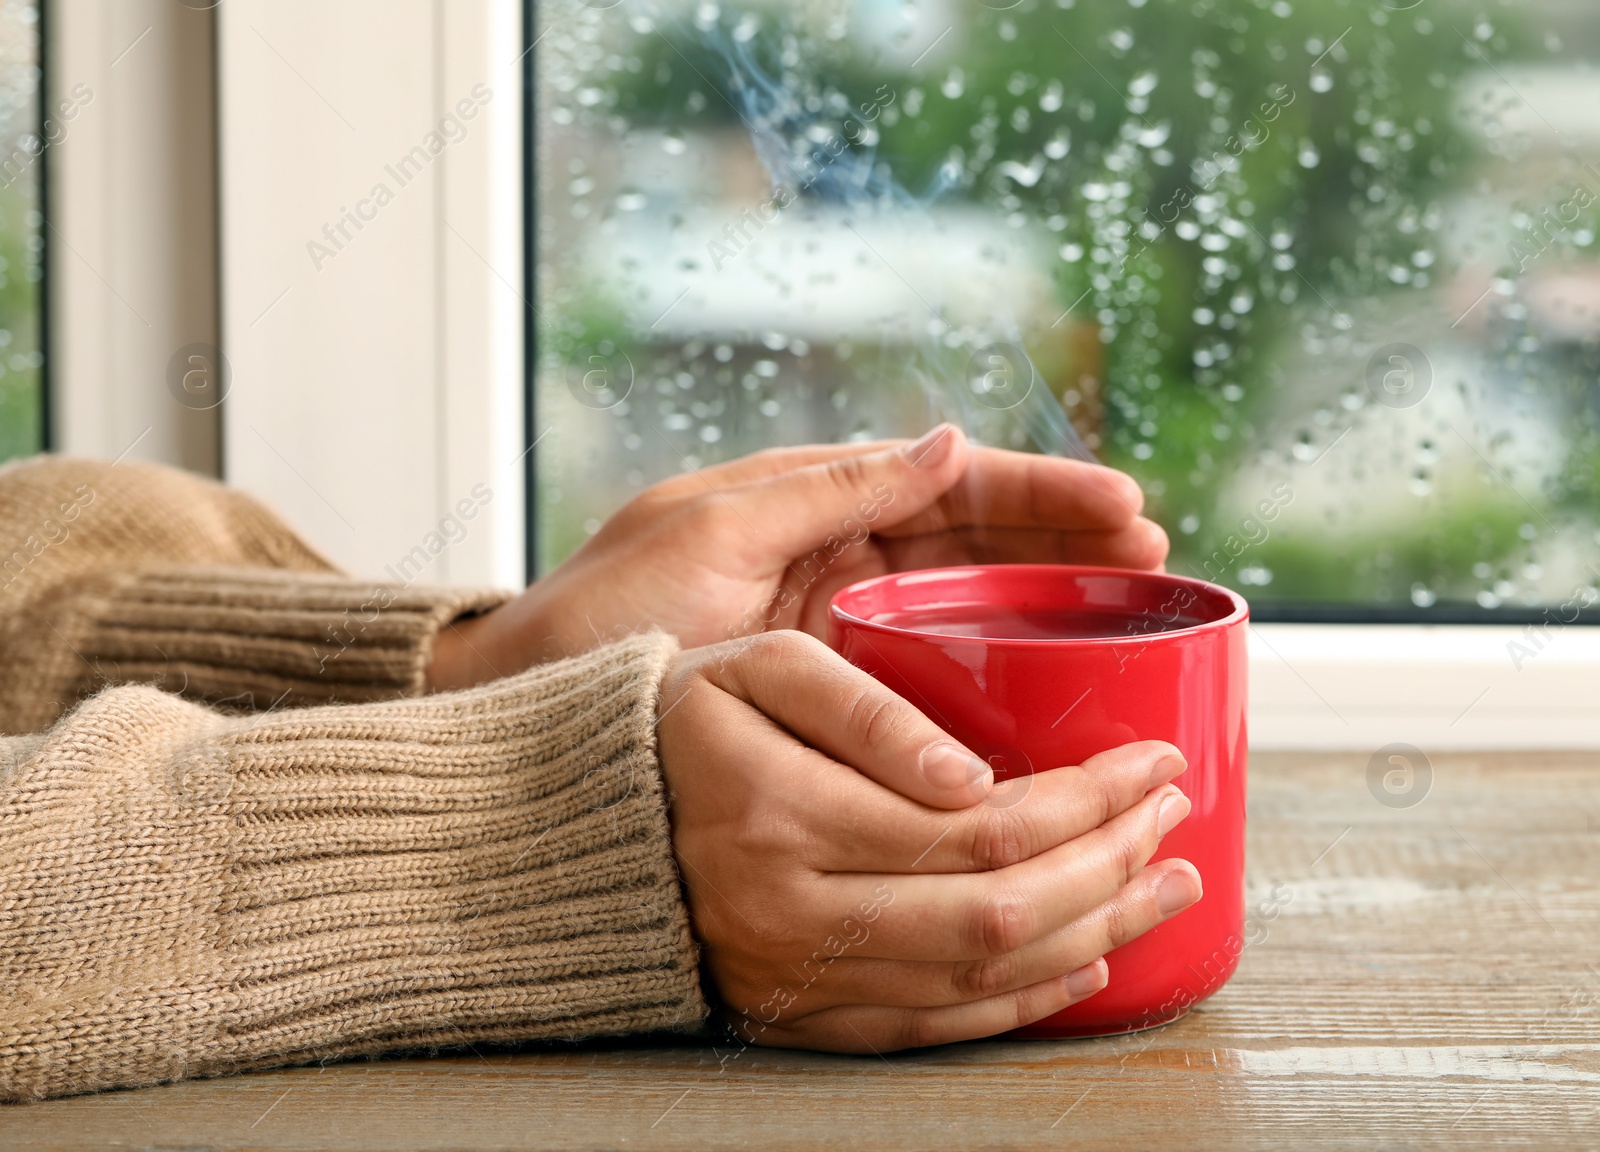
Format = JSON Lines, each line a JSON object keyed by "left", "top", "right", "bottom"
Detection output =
{"left": 533, "top": 0, "right": 1600, "bottom": 620}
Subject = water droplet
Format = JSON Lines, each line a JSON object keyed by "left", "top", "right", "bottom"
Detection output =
{"left": 1297, "top": 141, "right": 1321, "bottom": 168}
{"left": 1411, "top": 584, "right": 1437, "bottom": 608}
{"left": 1179, "top": 514, "right": 1201, "bottom": 535}
{"left": 661, "top": 129, "right": 687, "bottom": 155}
{"left": 941, "top": 68, "right": 965, "bottom": 99}
{"left": 615, "top": 190, "right": 647, "bottom": 212}
{"left": 1310, "top": 69, "right": 1333, "bottom": 94}
{"left": 997, "top": 156, "right": 1045, "bottom": 187}
{"left": 1137, "top": 121, "right": 1171, "bottom": 149}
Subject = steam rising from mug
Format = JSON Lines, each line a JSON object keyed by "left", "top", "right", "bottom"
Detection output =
{"left": 699, "top": 22, "right": 1099, "bottom": 467}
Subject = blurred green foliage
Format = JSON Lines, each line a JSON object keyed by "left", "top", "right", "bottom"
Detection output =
{"left": 0, "top": 180, "right": 40, "bottom": 464}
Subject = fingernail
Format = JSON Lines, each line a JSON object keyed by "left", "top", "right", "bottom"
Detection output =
{"left": 1066, "top": 959, "right": 1108, "bottom": 997}
{"left": 903, "top": 424, "right": 955, "bottom": 469}
{"left": 1156, "top": 789, "right": 1191, "bottom": 837}
{"left": 1147, "top": 752, "right": 1187, "bottom": 791}
{"left": 921, "top": 742, "right": 991, "bottom": 792}
{"left": 1157, "top": 867, "right": 1202, "bottom": 917}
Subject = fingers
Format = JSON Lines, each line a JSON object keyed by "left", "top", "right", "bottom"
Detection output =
{"left": 875, "top": 448, "right": 1147, "bottom": 538}
{"left": 721, "top": 425, "right": 972, "bottom": 562}
{"left": 878, "top": 521, "right": 1171, "bottom": 574}
{"left": 685, "top": 440, "right": 902, "bottom": 488}
{"left": 700, "top": 631, "right": 994, "bottom": 809}
{"left": 755, "top": 962, "right": 1110, "bottom": 1053}
{"left": 715, "top": 427, "right": 1156, "bottom": 561}
{"left": 698, "top": 438, "right": 1149, "bottom": 540}
{"left": 820, "top": 783, "right": 1190, "bottom": 961}
{"left": 732, "top": 858, "right": 1202, "bottom": 1015}
{"left": 813, "top": 740, "right": 1187, "bottom": 874}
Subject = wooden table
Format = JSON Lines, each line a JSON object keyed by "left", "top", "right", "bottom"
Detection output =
{"left": 5, "top": 752, "right": 1598, "bottom": 1150}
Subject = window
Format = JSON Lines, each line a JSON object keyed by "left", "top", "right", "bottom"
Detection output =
{"left": 531, "top": 0, "right": 1600, "bottom": 621}
{"left": 0, "top": 0, "right": 42, "bottom": 465}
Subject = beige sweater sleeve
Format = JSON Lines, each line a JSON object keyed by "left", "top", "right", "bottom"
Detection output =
{"left": 0, "top": 455, "right": 509, "bottom": 734}
{"left": 0, "top": 634, "right": 706, "bottom": 1102}
{"left": 0, "top": 456, "right": 709, "bottom": 1100}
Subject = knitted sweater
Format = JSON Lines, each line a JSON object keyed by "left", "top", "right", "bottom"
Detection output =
{"left": 0, "top": 456, "right": 707, "bottom": 1102}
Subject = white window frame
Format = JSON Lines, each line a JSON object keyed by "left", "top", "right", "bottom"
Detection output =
{"left": 1248, "top": 623, "right": 1600, "bottom": 750}
{"left": 46, "top": 0, "right": 223, "bottom": 475}
{"left": 45, "top": 0, "right": 1600, "bottom": 750}
{"left": 216, "top": 0, "right": 525, "bottom": 592}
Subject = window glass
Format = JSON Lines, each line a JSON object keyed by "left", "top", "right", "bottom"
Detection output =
{"left": 535, "top": 0, "right": 1600, "bottom": 617}
{"left": 0, "top": 0, "right": 40, "bottom": 464}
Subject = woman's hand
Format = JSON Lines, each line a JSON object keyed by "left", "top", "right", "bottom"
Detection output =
{"left": 428, "top": 427, "right": 1168, "bottom": 690}
{"left": 654, "top": 630, "right": 1202, "bottom": 1052}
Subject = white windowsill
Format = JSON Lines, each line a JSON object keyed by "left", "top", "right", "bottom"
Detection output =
{"left": 1249, "top": 623, "right": 1600, "bottom": 750}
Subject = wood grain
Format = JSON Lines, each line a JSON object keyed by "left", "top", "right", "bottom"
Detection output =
{"left": 4, "top": 751, "right": 1598, "bottom": 1151}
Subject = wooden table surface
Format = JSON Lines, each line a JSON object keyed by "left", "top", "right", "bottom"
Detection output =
{"left": 4, "top": 751, "right": 1598, "bottom": 1151}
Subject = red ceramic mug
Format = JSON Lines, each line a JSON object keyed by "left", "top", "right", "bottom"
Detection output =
{"left": 827, "top": 564, "right": 1249, "bottom": 1037}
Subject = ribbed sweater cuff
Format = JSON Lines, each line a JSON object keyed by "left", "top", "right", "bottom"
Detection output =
{"left": 77, "top": 566, "right": 511, "bottom": 709}
{"left": 0, "top": 632, "right": 707, "bottom": 1101}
